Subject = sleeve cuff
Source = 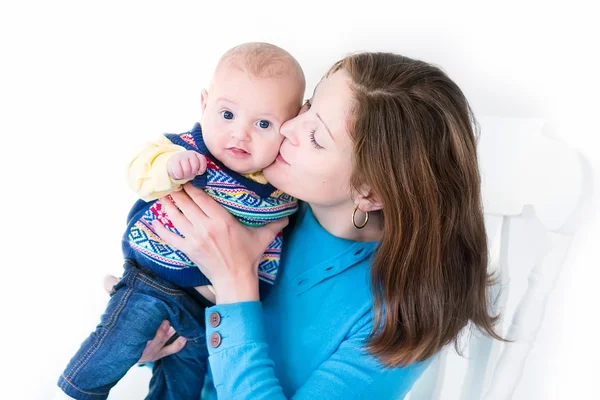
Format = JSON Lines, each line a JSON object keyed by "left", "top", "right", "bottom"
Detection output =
{"left": 204, "top": 301, "right": 266, "bottom": 355}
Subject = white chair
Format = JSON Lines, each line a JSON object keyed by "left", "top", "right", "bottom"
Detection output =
{"left": 406, "top": 117, "right": 591, "bottom": 400}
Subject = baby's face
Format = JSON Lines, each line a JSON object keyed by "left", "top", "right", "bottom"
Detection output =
{"left": 201, "top": 65, "right": 303, "bottom": 174}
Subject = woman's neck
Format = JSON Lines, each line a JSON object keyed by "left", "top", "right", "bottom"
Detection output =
{"left": 308, "top": 202, "right": 383, "bottom": 242}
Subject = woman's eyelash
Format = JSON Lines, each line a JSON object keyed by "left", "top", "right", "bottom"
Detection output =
{"left": 304, "top": 101, "right": 322, "bottom": 149}
{"left": 309, "top": 129, "right": 323, "bottom": 150}
{"left": 302, "top": 100, "right": 321, "bottom": 149}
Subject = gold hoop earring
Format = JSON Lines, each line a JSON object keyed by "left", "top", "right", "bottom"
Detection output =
{"left": 352, "top": 205, "right": 369, "bottom": 229}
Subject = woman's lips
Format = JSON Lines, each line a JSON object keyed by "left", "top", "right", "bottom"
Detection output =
{"left": 276, "top": 153, "right": 289, "bottom": 165}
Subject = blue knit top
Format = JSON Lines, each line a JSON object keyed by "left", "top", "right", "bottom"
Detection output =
{"left": 121, "top": 123, "right": 297, "bottom": 288}
{"left": 200, "top": 203, "right": 432, "bottom": 399}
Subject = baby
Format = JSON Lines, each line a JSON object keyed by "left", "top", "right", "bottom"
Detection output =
{"left": 57, "top": 43, "right": 304, "bottom": 400}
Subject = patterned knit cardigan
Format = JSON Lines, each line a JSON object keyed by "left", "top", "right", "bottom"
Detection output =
{"left": 122, "top": 123, "right": 298, "bottom": 288}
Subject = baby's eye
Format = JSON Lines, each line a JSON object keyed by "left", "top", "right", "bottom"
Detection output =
{"left": 256, "top": 120, "right": 271, "bottom": 129}
{"left": 221, "top": 111, "right": 234, "bottom": 120}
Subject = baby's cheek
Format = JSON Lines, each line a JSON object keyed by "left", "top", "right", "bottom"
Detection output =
{"left": 267, "top": 136, "right": 284, "bottom": 157}
{"left": 254, "top": 137, "right": 281, "bottom": 167}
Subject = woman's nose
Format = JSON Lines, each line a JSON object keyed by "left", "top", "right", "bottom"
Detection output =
{"left": 279, "top": 117, "right": 300, "bottom": 146}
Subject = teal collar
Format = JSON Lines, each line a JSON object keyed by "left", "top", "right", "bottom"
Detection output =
{"left": 283, "top": 203, "right": 379, "bottom": 294}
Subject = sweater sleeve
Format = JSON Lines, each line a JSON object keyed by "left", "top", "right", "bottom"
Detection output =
{"left": 204, "top": 302, "right": 431, "bottom": 399}
{"left": 127, "top": 135, "right": 192, "bottom": 201}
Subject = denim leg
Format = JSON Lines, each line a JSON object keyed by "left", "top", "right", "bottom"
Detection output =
{"left": 146, "top": 287, "right": 211, "bottom": 400}
{"left": 58, "top": 274, "right": 169, "bottom": 399}
{"left": 58, "top": 261, "right": 208, "bottom": 400}
{"left": 145, "top": 336, "right": 208, "bottom": 400}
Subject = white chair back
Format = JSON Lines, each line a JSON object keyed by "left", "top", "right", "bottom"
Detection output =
{"left": 406, "top": 117, "right": 590, "bottom": 400}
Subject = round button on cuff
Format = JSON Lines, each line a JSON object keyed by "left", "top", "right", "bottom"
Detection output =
{"left": 209, "top": 332, "right": 222, "bottom": 348}
{"left": 209, "top": 312, "right": 221, "bottom": 327}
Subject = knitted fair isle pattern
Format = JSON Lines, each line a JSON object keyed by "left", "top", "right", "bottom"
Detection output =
{"left": 127, "top": 130, "right": 296, "bottom": 286}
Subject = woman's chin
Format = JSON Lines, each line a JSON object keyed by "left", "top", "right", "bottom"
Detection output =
{"left": 263, "top": 162, "right": 276, "bottom": 179}
{"left": 263, "top": 161, "right": 288, "bottom": 188}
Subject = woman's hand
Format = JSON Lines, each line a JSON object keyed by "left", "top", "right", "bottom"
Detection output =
{"left": 151, "top": 183, "right": 288, "bottom": 304}
{"left": 138, "top": 320, "right": 187, "bottom": 364}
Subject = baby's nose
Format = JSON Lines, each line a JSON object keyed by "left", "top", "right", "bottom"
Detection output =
{"left": 231, "top": 126, "right": 251, "bottom": 141}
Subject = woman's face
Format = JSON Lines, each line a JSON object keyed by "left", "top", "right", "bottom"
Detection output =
{"left": 263, "top": 69, "right": 355, "bottom": 206}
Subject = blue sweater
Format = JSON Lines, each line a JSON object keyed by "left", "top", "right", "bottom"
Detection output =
{"left": 200, "top": 203, "right": 432, "bottom": 399}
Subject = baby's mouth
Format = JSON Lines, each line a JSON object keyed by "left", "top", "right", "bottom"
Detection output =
{"left": 226, "top": 147, "right": 250, "bottom": 157}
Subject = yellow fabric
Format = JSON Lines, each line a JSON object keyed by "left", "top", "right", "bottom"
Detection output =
{"left": 243, "top": 170, "right": 268, "bottom": 184}
{"left": 128, "top": 136, "right": 269, "bottom": 201}
{"left": 127, "top": 135, "right": 191, "bottom": 202}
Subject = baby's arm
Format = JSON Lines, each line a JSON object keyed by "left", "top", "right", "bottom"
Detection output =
{"left": 127, "top": 136, "right": 207, "bottom": 202}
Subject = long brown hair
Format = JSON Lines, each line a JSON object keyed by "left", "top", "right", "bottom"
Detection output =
{"left": 327, "top": 52, "right": 507, "bottom": 367}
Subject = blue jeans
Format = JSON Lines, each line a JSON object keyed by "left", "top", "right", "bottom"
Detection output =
{"left": 58, "top": 260, "right": 210, "bottom": 400}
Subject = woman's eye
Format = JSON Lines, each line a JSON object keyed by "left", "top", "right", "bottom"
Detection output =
{"left": 221, "top": 111, "right": 234, "bottom": 120}
{"left": 309, "top": 129, "right": 323, "bottom": 150}
{"left": 257, "top": 120, "right": 271, "bottom": 129}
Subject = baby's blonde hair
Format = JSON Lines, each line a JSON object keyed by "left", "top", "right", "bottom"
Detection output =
{"left": 216, "top": 42, "right": 304, "bottom": 84}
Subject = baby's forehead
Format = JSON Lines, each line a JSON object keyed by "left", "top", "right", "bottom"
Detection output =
{"left": 211, "top": 66, "right": 303, "bottom": 111}
{"left": 213, "top": 59, "right": 303, "bottom": 91}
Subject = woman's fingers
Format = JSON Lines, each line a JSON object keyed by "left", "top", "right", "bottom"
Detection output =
{"left": 137, "top": 321, "right": 187, "bottom": 364}
{"left": 156, "top": 336, "right": 187, "bottom": 359}
{"left": 151, "top": 219, "right": 187, "bottom": 250}
{"left": 158, "top": 195, "right": 194, "bottom": 234}
{"left": 169, "top": 189, "right": 208, "bottom": 221}
{"left": 138, "top": 320, "right": 172, "bottom": 364}
{"left": 182, "top": 183, "right": 231, "bottom": 220}
{"left": 259, "top": 217, "right": 289, "bottom": 239}
{"left": 266, "top": 217, "right": 289, "bottom": 235}
{"left": 258, "top": 217, "right": 289, "bottom": 247}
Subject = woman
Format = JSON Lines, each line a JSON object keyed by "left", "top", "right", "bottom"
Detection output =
{"left": 145, "top": 52, "right": 505, "bottom": 399}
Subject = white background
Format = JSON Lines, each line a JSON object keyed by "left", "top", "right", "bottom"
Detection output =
{"left": 0, "top": 1, "right": 598, "bottom": 399}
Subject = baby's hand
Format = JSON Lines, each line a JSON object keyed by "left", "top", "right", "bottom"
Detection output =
{"left": 167, "top": 151, "right": 207, "bottom": 180}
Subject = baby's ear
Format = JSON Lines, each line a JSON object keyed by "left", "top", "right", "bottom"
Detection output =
{"left": 200, "top": 89, "right": 209, "bottom": 113}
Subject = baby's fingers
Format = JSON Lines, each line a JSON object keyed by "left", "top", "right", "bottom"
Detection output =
{"left": 169, "top": 163, "right": 184, "bottom": 180}
{"left": 188, "top": 156, "right": 200, "bottom": 176}
{"left": 194, "top": 153, "right": 207, "bottom": 175}
{"left": 180, "top": 158, "right": 194, "bottom": 178}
